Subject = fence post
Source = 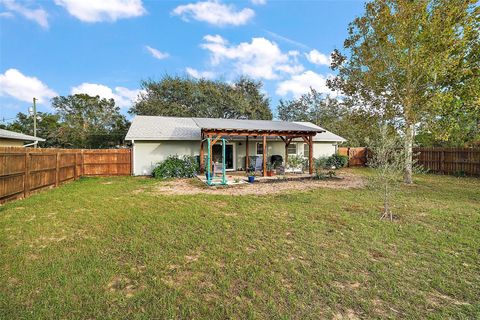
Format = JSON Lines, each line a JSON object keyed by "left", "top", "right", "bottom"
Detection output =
{"left": 24, "top": 149, "right": 30, "bottom": 198}
{"left": 347, "top": 147, "right": 351, "bottom": 167}
{"left": 81, "top": 149, "right": 85, "bottom": 177}
{"left": 74, "top": 151, "right": 78, "bottom": 180}
{"left": 440, "top": 150, "right": 445, "bottom": 174}
{"left": 55, "top": 150, "right": 60, "bottom": 186}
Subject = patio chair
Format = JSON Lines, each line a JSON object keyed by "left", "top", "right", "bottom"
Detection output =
{"left": 254, "top": 156, "right": 263, "bottom": 172}
{"left": 213, "top": 162, "right": 224, "bottom": 175}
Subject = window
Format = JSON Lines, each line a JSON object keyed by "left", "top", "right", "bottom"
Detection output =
{"left": 256, "top": 143, "right": 263, "bottom": 155}
{"left": 287, "top": 143, "right": 297, "bottom": 155}
{"left": 304, "top": 143, "right": 309, "bottom": 158}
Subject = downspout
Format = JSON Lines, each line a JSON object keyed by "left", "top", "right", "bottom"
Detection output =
{"left": 23, "top": 141, "right": 38, "bottom": 147}
{"left": 131, "top": 139, "right": 135, "bottom": 176}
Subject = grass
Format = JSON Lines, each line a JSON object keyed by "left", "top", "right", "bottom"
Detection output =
{"left": 0, "top": 169, "right": 479, "bottom": 319}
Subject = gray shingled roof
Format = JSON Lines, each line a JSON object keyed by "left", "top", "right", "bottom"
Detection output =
{"left": 125, "top": 116, "right": 345, "bottom": 142}
{"left": 0, "top": 128, "right": 45, "bottom": 142}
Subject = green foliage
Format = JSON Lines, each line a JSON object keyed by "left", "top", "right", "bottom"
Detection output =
{"left": 329, "top": 0, "right": 479, "bottom": 182}
{"left": 52, "top": 94, "right": 130, "bottom": 149}
{"left": 287, "top": 155, "right": 307, "bottom": 172}
{"left": 327, "top": 154, "right": 348, "bottom": 169}
{"left": 366, "top": 125, "right": 407, "bottom": 220}
{"left": 130, "top": 75, "right": 272, "bottom": 120}
{"left": 3, "top": 112, "right": 62, "bottom": 147}
{"left": 314, "top": 154, "right": 348, "bottom": 179}
{"left": 3, "top": 95, "right": 130, "bottom": 149}
{"left": 246, "top": 165, "right": 256, "bottom": 176}
{"left": 277, "top": 89, "right": 381, "bottom": 147}
{"left": 152, "top": 155, "right": 199, "bottom": 179}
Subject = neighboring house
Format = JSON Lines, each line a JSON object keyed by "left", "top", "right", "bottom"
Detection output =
{"left": 0, "top": 128, "right": 45, "bottom": 147}
{"left": 125, "top": 116, "right": 346, "bottom": 176}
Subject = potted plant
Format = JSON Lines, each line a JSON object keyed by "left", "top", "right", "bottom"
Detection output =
{"left": 246, "top": 165, "right": 255, "bottom": 183}
{"left": 266, "top": 163, "right": 275, "bottom": 177}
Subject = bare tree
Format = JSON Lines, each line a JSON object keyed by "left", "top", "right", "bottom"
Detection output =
{"left": 367, "top": 125, "right": 407, "bottom": 220}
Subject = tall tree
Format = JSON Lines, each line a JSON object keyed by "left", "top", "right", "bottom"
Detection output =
{"left": 277, "top": 89, "right": 381, "bottom": 146}
{"left": 328, "top": 0, "right": 479, "bottom": 183}
{"left": 4, "top": 112, "right": 61, "bottom": 147}
{"left": 129, "top": 76, "right": 272, "bottom": 120}
{"left": 52, "top": 94, "right": 129, "bottom": 148}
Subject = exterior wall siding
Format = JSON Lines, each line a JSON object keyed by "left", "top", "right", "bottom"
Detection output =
{"left": 0, "top": 139, "right": 24, "bottom": 147}
{"left": 133, "top": 139, "right": 339, "bottom": 176}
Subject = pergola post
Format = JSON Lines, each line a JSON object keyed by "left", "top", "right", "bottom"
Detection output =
{"left": 209, "top": 134, "right": 213, "bottom": 174}
{"left": 200, "top": 139, "right": 205, "bottom": 173}
{"left": 263, "top": 135, "right": 267, "bottom": 177}
{"left": 308, "top": 135, "right": 313, "bottom": 175}
{"left": 245, "top": 136, "right": 249, "bottom": 170}
{"left": 284, "top": 137, "right": 291, "bottom": 168}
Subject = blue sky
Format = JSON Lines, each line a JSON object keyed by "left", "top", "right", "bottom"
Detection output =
{"left": 0, "top": 0, "right": 366, "bottom": 122}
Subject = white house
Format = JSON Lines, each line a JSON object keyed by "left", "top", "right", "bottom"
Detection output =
{"left": 125, "top": 116, "right": 346, "bottom": 176}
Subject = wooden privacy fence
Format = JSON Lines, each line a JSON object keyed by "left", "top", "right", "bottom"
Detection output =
{"left": 413, "top": 147, "right": 480, "bottom": 176}
{"left": 0, "top": 147, "right": 131, "bottom": 203}
{"left": 338, "top": 147, "right": 369, "bottom": 167}
{"left": 338, "top": 146, "right": 480, "bottom": 176}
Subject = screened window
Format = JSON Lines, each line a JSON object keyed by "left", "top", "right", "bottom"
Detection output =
{"left": 287, "top": 143, "right": 297, "bottom": 155}
{"left": 304, "top": 143, "right": 309, "bottom": 158}
{"left": 256, "top": 143, "right": 263, "bottom": 155}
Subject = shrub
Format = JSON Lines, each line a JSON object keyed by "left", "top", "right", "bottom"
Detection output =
{"left": 287, "top": 155, "right": 308, "bottom": 172}
{"left": 314, "top": 157, "right": 336, "bottom": 179}
{"left": 152, "top": 155, "right": 199, "bottom": 179}
{"left": 326, "top": 154, "right": 348, "bottom": 169}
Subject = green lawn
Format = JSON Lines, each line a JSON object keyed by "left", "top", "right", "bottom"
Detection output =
{"left": 1, "top": 169, "right": 479, "bottom": 319}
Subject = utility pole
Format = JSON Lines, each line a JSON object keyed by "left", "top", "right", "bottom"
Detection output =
{"left": 29, "top": 98, "right": 38, "bottom": 148}
{"left": 32, "top": 97, "right": 37, "bottom": 139}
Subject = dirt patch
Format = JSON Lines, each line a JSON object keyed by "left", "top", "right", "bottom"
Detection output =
{"left": 333, "top": 309, "right": 360, "bottom": 320}
{"left": 107, "top": 276, "right": 145, "bottom": 298}
{"left": 151, "top": 171, "right": 365, "bottom": 196}
{"left": 427, "top": 291, "right": 471, "bottom": 307}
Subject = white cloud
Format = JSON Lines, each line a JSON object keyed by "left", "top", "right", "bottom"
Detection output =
{"left": 305, "top": 49, "right": 331, "bottom": 66}
{"left": 276, "top": 70, "right": 335, "bottom": 98}
{"left": 1, "top": 0, "right": 48, "bottom": 28}
{"left": 0, "top": 11, "right": 14, "bottom": 18}
{"left": 145, "top": 45, "right": 169, "bottom": 60}
{"left": 251, "top": 0, "right": 266, "bottom": 4}
{"left": 54, "top": 0, "right": 146, "bottom": 23}
{"left": 203, "top": 34, "right": 227, "bottom": 45}
{"left": 0, "top": 69, "right": 57, "bottom": 103}
{"left": 172, "top": 1, "right": 254, "bottom": 26}
{"left": 71, "top": 83, "right": 142, "bottom": 108}
{"left": 186, "top": 67, "right": 215, "bottom": 79}
{"left": 200, "top": 35, "right": 304, "bottom": 80}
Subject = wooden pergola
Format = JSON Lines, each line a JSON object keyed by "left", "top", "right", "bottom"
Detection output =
{"left": 199, "top": 128, "right": 324, "bottom": 177}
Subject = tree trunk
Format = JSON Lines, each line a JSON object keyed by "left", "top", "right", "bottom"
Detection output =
{"left": 404, "top": 122, "right": 414, "bottom": 184}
